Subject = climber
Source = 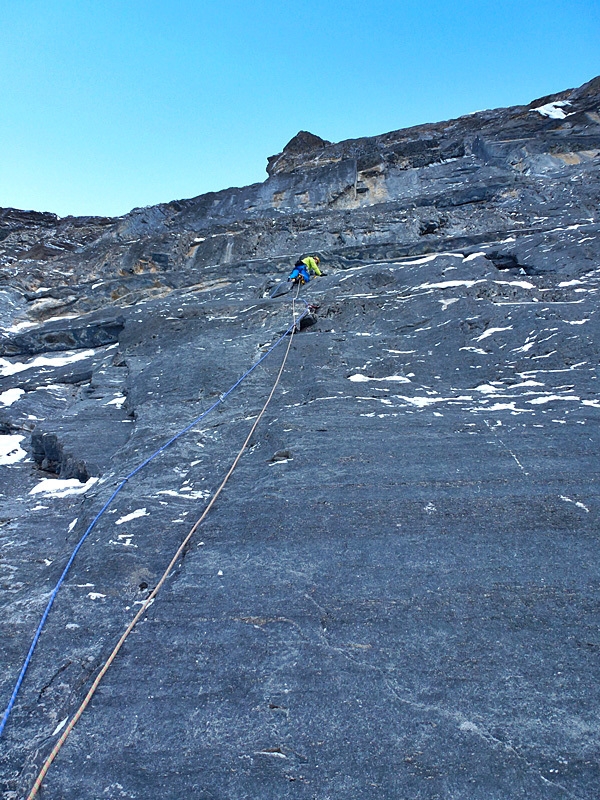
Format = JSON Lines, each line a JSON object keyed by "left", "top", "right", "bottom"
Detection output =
{"left": 301, "top": 255, "right": 323, "bottom": 277}
{"left": 287, "top": 255, "right": 323, "bottom": 285}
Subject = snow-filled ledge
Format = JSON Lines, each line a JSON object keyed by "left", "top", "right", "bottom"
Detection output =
{"left": 29, "top": 477, "right": 99, "bottom": 497}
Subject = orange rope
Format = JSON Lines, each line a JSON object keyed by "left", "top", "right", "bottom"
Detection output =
{"left": 28, "top": 307, "right": 299, "bottom": 799}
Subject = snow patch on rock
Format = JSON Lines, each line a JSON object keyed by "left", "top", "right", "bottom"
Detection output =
{"left": 29, "top": 477, "right": 99, "bottom": 497}
{"left": 0, "top": 350, "right": 95, "bottom": 377}
{"left": 115, "top": 508, "right": 149, "bottom": 525}
{"left": 531, "top": 101, "right": 572, "bottom": 120}
{"left": 0, "top": 434, "right": 27, "bottom": 465}
{"left": 0, "top": 388, "right": 25, "bottom": 406}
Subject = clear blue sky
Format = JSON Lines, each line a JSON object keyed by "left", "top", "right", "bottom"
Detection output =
{"left": 0, "top": 0, "right": 598, "bottom": 217}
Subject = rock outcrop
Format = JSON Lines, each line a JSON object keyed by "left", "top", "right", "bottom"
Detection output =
{"left": 266, "top": 130, "right": 332, "bottom": 176}
{"left": 1, "top": 77, "right": 599, "bottom": 799}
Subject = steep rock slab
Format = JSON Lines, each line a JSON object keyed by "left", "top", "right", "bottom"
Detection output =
{"left": 0, "top": 78, "right": 599, "bottom": 799}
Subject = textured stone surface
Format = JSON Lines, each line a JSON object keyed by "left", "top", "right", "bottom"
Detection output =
{"left": 266, "top": 130, "right": 332, "bottom": 176}
{"left": 1, "top": 78, "right": 599, "bottom": 799}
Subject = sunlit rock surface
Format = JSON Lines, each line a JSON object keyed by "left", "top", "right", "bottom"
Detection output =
{"left": 1, "top": 77, "right": 599, "bottom": 799}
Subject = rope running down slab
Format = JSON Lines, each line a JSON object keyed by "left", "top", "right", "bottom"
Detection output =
{"left": 27, "top": 290, "right": 302, "bottom": 799}
{"left": 0, "top": 298, "right": 309, "bottom": 740}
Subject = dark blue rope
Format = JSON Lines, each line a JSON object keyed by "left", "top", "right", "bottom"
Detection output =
{"left": 0, "top": 308, "right": 308, "bottom": 737}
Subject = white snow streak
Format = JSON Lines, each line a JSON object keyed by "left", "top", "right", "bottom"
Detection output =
{"left": 527, "top": 395, "right": 580, "bottom": 405}
{"left": 115, "top": 508, "right": 148, "bottom": 525}
{"left": 560, "top": 496, "right": 590, "bottom": 513}
{"left": 419, "top": 280, "right": 485, "bottom": 290}
{"left": 476, "top": 326, "right": 513, "bottom": 342}
{"left": 29, "top": 477, "right": 99, "bottom": 497}
{"left": 349, "top": 374, "right": 411, "bottom": 383}
{"left": 0, "top": 350, "right": 95, "bottom": 377}
{"left": 105, "top": 394, "right": 127, "bottom": 408}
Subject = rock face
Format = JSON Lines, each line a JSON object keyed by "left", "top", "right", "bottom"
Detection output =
{"left": 266, "top": 130, "right": 333, "bottom": 176}
{"left": 1, "top": 78, "right": 599, "bottom": 799}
